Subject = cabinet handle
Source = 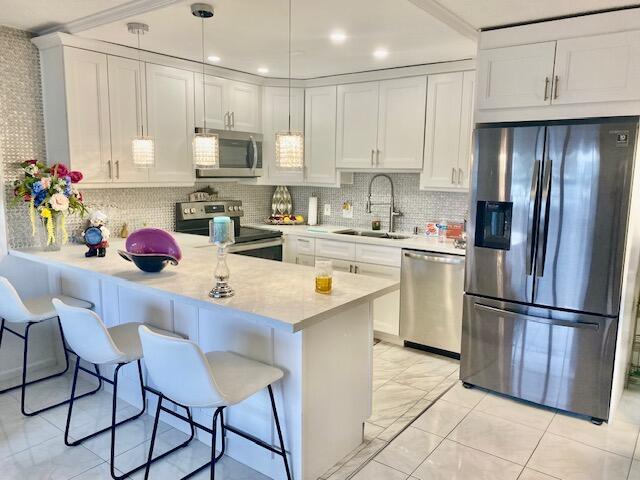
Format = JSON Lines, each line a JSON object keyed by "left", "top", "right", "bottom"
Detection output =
{"left": 349, "top": 264, "right": 353, "bottom": 273}
{"left": 295, "top": 257, "right": 299, "bottom": 265}
{"left": 553, "top": 75, "right": 559, "bottom": 99}
{"left": 355, "top": 265, "right": 359, "bottom": 274}
{"left": 224, "top": 112, "right": 229, "bottom": 129}
{"left": 231, "top": 111, "right": 235, "bottom": 129}
{"left": 371, "top": 149, "right": 375, "bottom": 166}
{"left": 116, "top": 161, "right": 120, "bottom": 179}
{"left": 458, "top": 168, "right": 463, "bottom": 185}
{"left": 451, "top": 167, "right": 455, "bottom": 184}
{"left": 108, "top": 160, "right": 113, "bottom": 179}
{"left": 543, "top": 76, "right": 550, "bottom": 101}
{"left": 376, "top": 149, "right": 380, "bottom": 166}
{"left": 297, "top": 238, "right": 310, "bottom": 243}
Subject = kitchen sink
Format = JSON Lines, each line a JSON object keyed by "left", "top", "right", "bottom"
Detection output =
{"left": 335, "top": 229, "right": 409, "bottom": 240}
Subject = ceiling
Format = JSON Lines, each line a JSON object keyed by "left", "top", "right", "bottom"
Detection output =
{"left": 0, "top": 0, "right": 131, "bottom": 33}
{"left": 436, "top": 0, "right": 640, "bottom": 29}
{"left": 78, "top": 0, "right": 476, "bottom": 79}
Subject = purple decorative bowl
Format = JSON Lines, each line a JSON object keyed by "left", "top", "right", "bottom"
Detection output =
{"left": 125, "top": 228, "right": 182, "bottom": 261}
{"left": 117, "top": 250, "right": 179, "bottom": 273}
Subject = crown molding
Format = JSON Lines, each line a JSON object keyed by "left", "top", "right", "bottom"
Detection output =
{"left": 407, "top": 0, "right": 478, "bottom": 41}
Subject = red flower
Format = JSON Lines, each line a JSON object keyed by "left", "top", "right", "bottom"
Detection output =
{"left": 23, "top": 194, "right": 32, "bottom": 201}
{"left": 69, "top": 171, "right": 83, "bottom": 183}
{"left": 50, "top": 163, "right": 69, "bottom": 177}
{"left": 25, "top": 159, "right": 38, "bottom": 165}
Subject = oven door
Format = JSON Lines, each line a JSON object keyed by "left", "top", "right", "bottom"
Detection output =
{"left": 196, "top": 129, "right": 263, "bottom": 178}
{"left": 228, "top": 238, "right": 283, "bottom": 261}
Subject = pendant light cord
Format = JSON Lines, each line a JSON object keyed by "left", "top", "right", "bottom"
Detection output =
{"left": 137, "top": 30, "right": 144, "bottom": 137}
{"left": 288, "top": 0, "right": 292, "bottom": 133}
{"left": 201, "top": 17, "right": 207, "bottom": 131}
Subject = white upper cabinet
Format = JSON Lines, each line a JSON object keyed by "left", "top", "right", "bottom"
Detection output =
{"left": 336, "top": 82, "right": 380, "bottom": 169}
{"left": 262, "top": 86, "right": 305, "bottom": 184}
{"left": 377, "top": 77, "right": 427, "bottom": 170}
{"left": 227, "top": 81, "right": 261, "bottom": 132}
{"left": 304, "top": 86, "right": 338, "bottom": 185}
{"left": 477, "top": 42, "right": 556, "bottom": 109}
{"left": 194, "top": 74, "right": 227, "bottom": 130}
{"left": 107, "top": 56, "right": 149, "bottom": 183}
{"left": 145, "top": 63, "right": 195, "bottom": 183}
{"left": 63, "top": 48, "right": 112, "bottom": 183}
{"left": 421, "top": 71, "right": 475, "bottom": 192}
{"left": 553, "top": 31, "right": 640, "bottom": 105}
{"left": 336, "top": 78, "right": 426, "bottom": 171}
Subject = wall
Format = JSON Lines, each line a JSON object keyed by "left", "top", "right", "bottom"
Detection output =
{"left": 289, "top": 173, "right": 469, "bottom": 232}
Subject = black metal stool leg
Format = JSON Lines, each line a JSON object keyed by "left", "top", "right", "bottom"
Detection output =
{"left": 144, "top": 394, "right": 164, "bottom": 480}
{"left": 210, "top": 408, "right": 219, "bottom": 480}
{"left": 269, "top": 385, "right": 292, "bottom": 480}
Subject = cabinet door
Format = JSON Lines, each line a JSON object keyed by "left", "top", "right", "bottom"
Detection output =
{"left": 421, "top": 72, "right": 464, "bottom": 190}
{"left": 195, "top": 74, "right": 227, "bottom": 130}
{"left": 457, "top": 71, "right": 476, "bottom": 190}
{"left": 63, "top": 48, "right": 112, "bottom": 182}
{"left": 296, "top": 254, "right": 316, "bottom": 266}
{"left": 553, "top": 31, "right": 640, "bottom": 105}
{"left": 477, "top": 42, "right": 556, "bottom": 109}
{"left": 377, "top": 77, "right": 427, "bottom": 170}
{"left": 146, "top": 64, "right": 195, "bottom": 183}
{"left": 262, "top": 86, "right": 305, "bottom": 184}
{"left": 316, "top": 256, "right": 353, "bottom": 273}
{"left": 304, "top": 86, "right": 337, "bottom": 185}
{"left": 227, "top": 81, "right": 261, "bottom": 132}
{"left": 107, "top": 56, "right": 149, "bottom": 183}
{"left": 336, "top": 82, "right": 379, "bottom": 169}
{"left": 355, "top": 262, "right": 400, "bottom": 336}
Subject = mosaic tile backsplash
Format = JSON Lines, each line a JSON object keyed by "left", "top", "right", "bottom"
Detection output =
{"left": 1, "top": 26, "right": 468, "bottom": 249}
{"left": 288, "top": 174, "right": 469, "bottom": 233}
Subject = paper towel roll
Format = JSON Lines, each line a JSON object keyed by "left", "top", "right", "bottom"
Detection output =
{"left": 308, "top": 196, "right": 318, "bottom": 226}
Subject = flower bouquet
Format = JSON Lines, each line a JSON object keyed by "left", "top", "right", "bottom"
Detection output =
{"left": 12, "top": 160, "right": 87, "bottom": 250}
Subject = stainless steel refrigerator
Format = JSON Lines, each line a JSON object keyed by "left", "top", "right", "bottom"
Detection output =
{"left": 462, "top": 117, "right": 639, "bottom": 422}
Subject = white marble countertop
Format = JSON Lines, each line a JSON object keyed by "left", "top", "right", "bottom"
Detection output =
{"left": 9, "top": 233, "right": 398, "bottom": 333}
{"left": 247, "top": 224, "right": 466, "bottom": 256}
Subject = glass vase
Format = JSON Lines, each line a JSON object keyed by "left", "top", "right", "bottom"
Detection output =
{"left": 38, "top": 214, "right": 63, "bottom": 252}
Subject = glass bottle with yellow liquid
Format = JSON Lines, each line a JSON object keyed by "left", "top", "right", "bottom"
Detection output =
{"left": 315, "top": 259, "right": 333, "bottom": 294}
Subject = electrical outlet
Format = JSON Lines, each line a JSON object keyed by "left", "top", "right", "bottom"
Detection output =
{"left": 324, "top": 204, "right": 331, "bottom": 216}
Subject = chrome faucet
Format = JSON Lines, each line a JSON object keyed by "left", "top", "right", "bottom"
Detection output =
{"left": 366, "top": 174, "right": 403, "bottom": 232}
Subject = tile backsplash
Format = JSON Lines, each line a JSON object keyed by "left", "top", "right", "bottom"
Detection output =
{"left": 1, "top": 25, "right": 468, "bottom": 250}
{"left": 288, "top": 174, "right": 469, "bottom": 233}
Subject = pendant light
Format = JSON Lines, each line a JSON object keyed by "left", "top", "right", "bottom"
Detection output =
{"left": 275, "top": 0, "right": 304, "bottom": 170}
{"left": 128, "top": 22, "right": 155, "bottom": 167}
{"left": 191, "top": 3, "right": 219, "bottom": 169}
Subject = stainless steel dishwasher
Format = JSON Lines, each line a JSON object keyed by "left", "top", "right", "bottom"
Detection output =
{"left": 400, "top": 249, "right": 465, "bottom": 357}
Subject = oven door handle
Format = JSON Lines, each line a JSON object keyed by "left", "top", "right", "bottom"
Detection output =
{"left": 250, "top": 135, "right": 258, "bottom": 173}
{"left": 227, "top": 238, "right": 283, "bottom": 253}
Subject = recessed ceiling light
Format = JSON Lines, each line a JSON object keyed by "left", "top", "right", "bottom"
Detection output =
{"left": 257, "top": 67, "right": 269, "bottom": 75}
{"left": 373, "top": 48, "right": 389, "bottom": 59}
{"left": 330, "top": 31, "right": 347, "bottom": 44}
{"left": 207, "top": 55, "right": 221, "bottom": 63}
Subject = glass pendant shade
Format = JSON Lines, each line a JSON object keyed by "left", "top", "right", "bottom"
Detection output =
{"left": 131, "top": 136, "right": 155, "bottom": 167}
{"left": 193, "top": 133, "right": 219, "bottom": 168}
{"left": 275, "top": 132, "right": 304, "bottom": 169}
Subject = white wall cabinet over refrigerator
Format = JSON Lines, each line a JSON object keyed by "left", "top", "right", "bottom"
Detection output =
{"left": 146, "top": 63, "right": 195, "bottom": 184}
{"left": 336, "top": 77, "right": 427, "bottom": 171}
{"left": 421, "top": 71, "right": 475, "bottom": 191}
{"left": 477, "top": 30, "right": 640, "bottom": 111}
{"left": 195, "top": 75, "right": 262, "bottom": 132}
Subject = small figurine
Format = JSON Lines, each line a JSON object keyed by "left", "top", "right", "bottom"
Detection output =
{"left": 119, "top": 223, "right": 129, "bottom": 238}
{"left": 82, "top": 211, "right": 110, "bottom": 258}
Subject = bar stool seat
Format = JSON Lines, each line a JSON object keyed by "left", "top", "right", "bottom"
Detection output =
{"left": 203, "top": 351, "right": 283, "bottom": 407}
{"left": 21, "top": 295, "right": 93, "bottom": 323}
{"left": 103, "top": 323, "right": 149, "bottom": 364}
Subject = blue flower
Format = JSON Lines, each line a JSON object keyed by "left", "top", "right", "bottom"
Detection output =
{"left": 34, "top": 190, "right": 47, "bottom": 207}
{"left": 31, "top": 181, "right": 44, "bottom": 196}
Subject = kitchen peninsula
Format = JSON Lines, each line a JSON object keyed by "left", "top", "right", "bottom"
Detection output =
{"left": 7, "top": 232, "right": 398, "bottom": 480}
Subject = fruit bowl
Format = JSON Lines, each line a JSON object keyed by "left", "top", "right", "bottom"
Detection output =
{"left": 266, "top": 214, "right": 305, "bottom": 225}
{"left": 117, "top": 250, "right": 179, "bottom": 273}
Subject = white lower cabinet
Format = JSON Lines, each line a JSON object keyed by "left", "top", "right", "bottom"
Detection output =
{"left": 284, "top": 235, "right": 400, "bottom": 336}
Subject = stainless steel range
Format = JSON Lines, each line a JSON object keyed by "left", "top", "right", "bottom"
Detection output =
{"left": 175, "top": 200, "right": 283, "bottom": 261}
{"left": 462, "top": 117, "right": 639, "bottom": 423}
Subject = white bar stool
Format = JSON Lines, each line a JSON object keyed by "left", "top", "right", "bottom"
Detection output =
{"left": 52, "top": 299, "right": 195, "bottom": 480}
{"left": 139, "top": 326, "right": 292, "bottom": 480}
{"left": 0, "top": 276, "right": 102, "bottom": 416}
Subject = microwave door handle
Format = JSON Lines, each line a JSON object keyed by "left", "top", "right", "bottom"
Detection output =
{"left": 250, "top": 135, "right": 258, "bottom": 173}
{"left": 526, "top": 160, "right": 541, "bottom": 275}
{"left": 536, "top": 160, "right": 553, "bottom": 277}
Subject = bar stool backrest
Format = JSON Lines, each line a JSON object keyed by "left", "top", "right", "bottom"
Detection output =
{"left": 52, "top": 299, "right": 126, "bottom": 365}
{"left": 139, "top": 325, "right": 223, "bottom": 407}
{"left": 0, "top": 276, "right": 34, "bottom": 323}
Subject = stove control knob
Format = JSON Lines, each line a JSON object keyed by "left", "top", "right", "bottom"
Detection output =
{"left": 230, "top": 206, "right": 237, "bottom": 212}
{"left": 190, "top": 208, "right": 196, "bottom": 214}
{"left": 183, "top": 208, "right": 190, "bottom": 214}
{"left": 238, "top": 206, "right": 243, "bottom": 211}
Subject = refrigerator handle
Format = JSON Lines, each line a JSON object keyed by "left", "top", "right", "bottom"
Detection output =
{"left": 536, "top": 160, "right": 553, "bottom": 277}
{"left": 475, "top": 304, "right": 599, "bottom": 331}
{"left": 526, "top": 160, "right": 541, "bottom": 275}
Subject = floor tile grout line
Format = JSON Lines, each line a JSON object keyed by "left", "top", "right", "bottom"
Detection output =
{"left": 517, "top": 406, "right": 556, "bottom": 479}
{"left": 626, "top": 429, "right": 640, "bottom": 479}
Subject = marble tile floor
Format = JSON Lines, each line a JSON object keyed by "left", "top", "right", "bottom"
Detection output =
{"left": 352, "top": 375, "right": 640, "bottom": 480}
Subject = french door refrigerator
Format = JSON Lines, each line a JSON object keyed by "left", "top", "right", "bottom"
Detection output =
{"left": 462, "top": 117, "right": 638, "bottom": 422}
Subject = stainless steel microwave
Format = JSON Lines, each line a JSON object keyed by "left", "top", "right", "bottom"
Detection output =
{"left": 195, "top": 128, "right": 263, "bottom": 178}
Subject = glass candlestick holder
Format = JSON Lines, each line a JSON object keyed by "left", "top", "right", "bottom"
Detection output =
{"left": 208, "top": 216, "right": 235, "bottom": 298}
